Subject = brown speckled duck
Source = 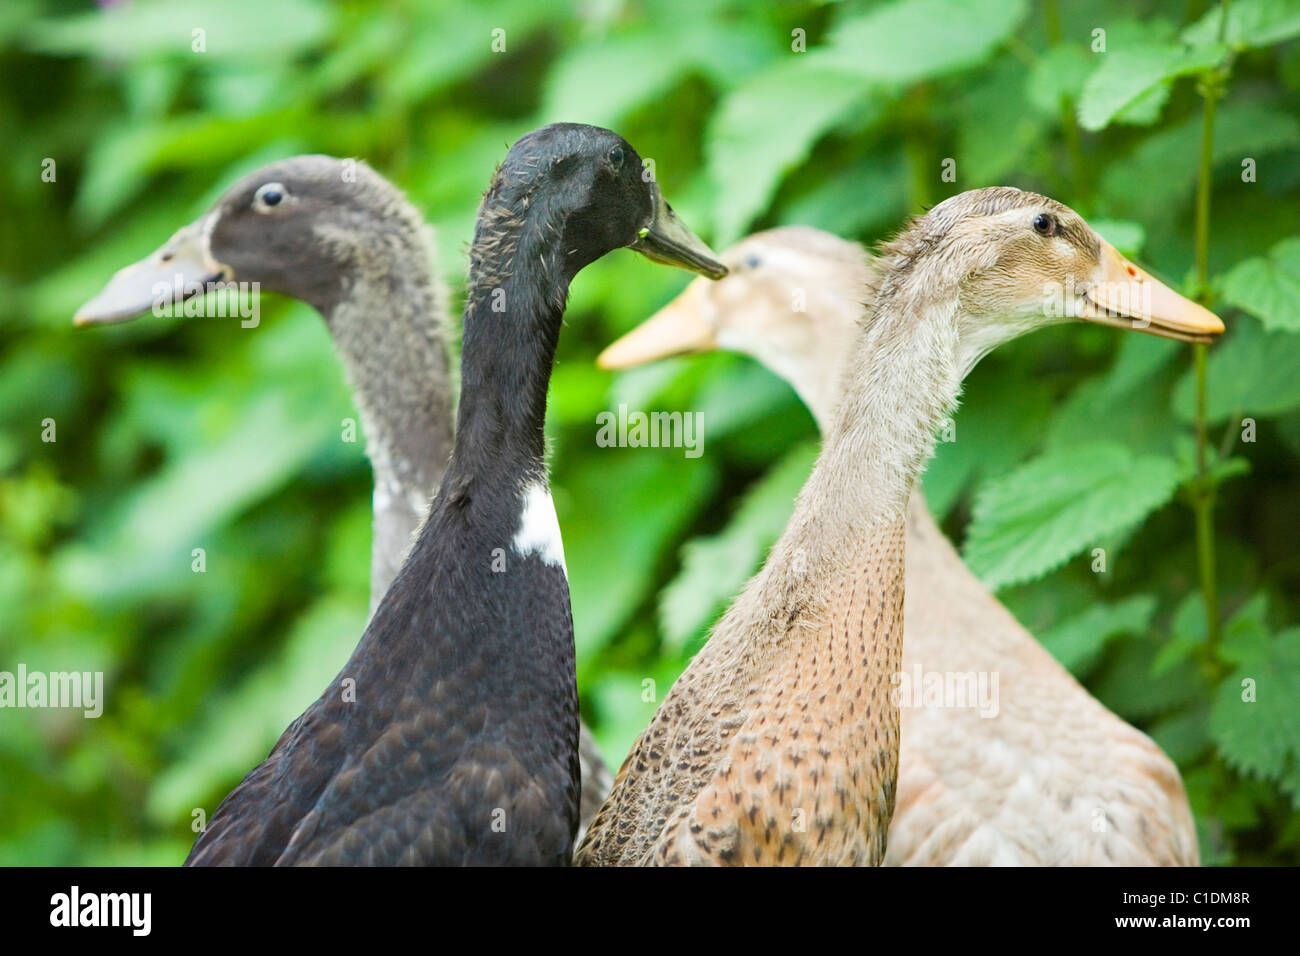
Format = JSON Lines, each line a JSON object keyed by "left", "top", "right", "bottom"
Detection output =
{"left": 577, "top": 190, "right": 1222, "bottom": 866}
{"left": 594, "top": 224, "right": 1200, "bottom": 865}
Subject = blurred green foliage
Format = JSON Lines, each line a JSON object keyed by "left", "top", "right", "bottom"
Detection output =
{"left": 1, "top": 0, "right": 1298, "bottom": 865}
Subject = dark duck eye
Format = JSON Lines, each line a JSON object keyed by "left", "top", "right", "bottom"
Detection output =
{"left": 1032, "top": 212, "right": 1055, "bottom": 236}
{"left": 607, "top": 146, "right": 625, "bottom": 170}
{"left": 254, "top": 182, "right": 287, "bottom": 211}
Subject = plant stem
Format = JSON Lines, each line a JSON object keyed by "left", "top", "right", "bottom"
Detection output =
{"left": 1191, "top": 2, "right": 1230, "bottom": 668}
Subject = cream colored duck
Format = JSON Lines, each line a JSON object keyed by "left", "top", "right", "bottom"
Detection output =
{"left": 595, "top": 224, "right": 1201, "bottom": 865}
{"left": 576, "top": 191, "right": 1222, "bottom": 866}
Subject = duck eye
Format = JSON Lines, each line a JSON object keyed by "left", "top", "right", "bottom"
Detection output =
{"left": 254, "top": 182, "right": 287, "bottom": 212}
{"left": 607, "top": 146, "right": 625, "bottom": 170}
{"left": 744, "top": 255, "right": 761, "bottom": 269}
{"left": 1032, "top": 212, "right": 1055, "bottom": 236}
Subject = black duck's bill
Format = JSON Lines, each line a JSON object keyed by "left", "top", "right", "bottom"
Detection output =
{"left": 1080, "top": 240, "right": 1225, "bottom": 344}
{"left": 74, "top": 219, "right": 227, "bottom": 326}
{"left": 631, "top": 185, "right": 727, "bottom": 279}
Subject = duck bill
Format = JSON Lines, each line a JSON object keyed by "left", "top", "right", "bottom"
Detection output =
{"left": 73, "top": 219, "right": 227, "bottom": 326}
{"left": 630, "top": 185, "right": 728, "bottom": 279}
{"left": 598, "top": 280, "right": 716, "bottom": 369}
{"left": 1079, "top": 240, "right": 1224, "bottom": 344}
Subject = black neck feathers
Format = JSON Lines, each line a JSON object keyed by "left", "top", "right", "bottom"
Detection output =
{"left": 448, "top": 170, "right": 573, "bottom": 492}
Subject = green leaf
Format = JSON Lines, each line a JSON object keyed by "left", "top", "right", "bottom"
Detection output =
{"left": 963, "top": 442, "right": 1182, "bottom": 591}
{"left": 381, "top": 2, "right": 551, "bottom": 102}
{"left": 24, "top": 0, "right": 332, "bottom": 61}
{"left": 659, "top": 441, "right": 819, "bottom": 651}
{"left": 1209, "top": 594, "right": 1300, "bottom": 793}
{"left": 1040, "top": 594, "right": 1156, "bottom": 676}
{"left": 1218, "top": 237, "right": 1300, "bottom": 333}
{"left": 954, "top": 57, "right": 1049, "bottom": 185}
{"left": 1078, "top": 42, "right": 1226, "bottom": 131}
{"left": 689, "top": 361, "right": 804, "bottom": 441}
{"left": 1026, "top": 43, "right": 1093, "bottom": 117}
{"left": 923, "top": 368, "right": 1055, "bottom": 519}
{"left": 707, "top": 58, "right": 875, "bottom": 243}
{"left": 543, "top": 21, "right": 774, "bottom": 127}
{"left": 1153, "top": 594, "right": 1208, "bottom": 676}
{"left": 1113, "top": 82, "right": 1173, "bottom": 126}
{"left": 55, "top": 307, "right": 356, "bottom": 601}
{"left": 1172, "top": 315, "right": 1300, "bottom": 422}
{"left": 1148, "top": 706, "right": 1212, "bottom": 767}
{"left": 1099, "top": 98, "right": 1300, "bottom": 225}
{"left": 780, "top": 152, "right": 908, "bottom": 239}
{"left": 543, "top": 31, "right": 704, "bottom": 130}
{"left": 1183, "top": 0, "right": 1300, "bottom": 50}
{"left": 822, "top": 0, "right": 1029, "bottom": 86}
{"left": 1089, "top": 219, "right": 1147, "bottom": 258}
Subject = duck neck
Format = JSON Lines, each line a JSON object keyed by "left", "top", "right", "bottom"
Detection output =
{"left": 766, "top": 291, "right": 963, "bottom": 606}
{"left": 733, "top": 287, "right": 967, "bottom": 655}
{"left": 781, "top": 356, "right": 838, "bottom": 435}
{"left": 322, "top": 262, "right": 454, "bottom": 608}
{"left": 444, "top": 201, "right": 572, "bottom": 501}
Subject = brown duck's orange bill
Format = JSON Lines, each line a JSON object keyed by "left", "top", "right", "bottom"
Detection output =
{"left": 597, "top": 280, "right": 716, "bottom": 369}
{"left": 1080, "top": 240, "right": 1225, "bottom": 344}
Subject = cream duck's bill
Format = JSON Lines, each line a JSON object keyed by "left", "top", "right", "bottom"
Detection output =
{"left": 598, "top": 231, "right": 1224, "bottom": 369}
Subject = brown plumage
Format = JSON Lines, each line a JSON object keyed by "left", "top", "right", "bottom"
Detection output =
{"left": 594, "top": 224, "right": 1200, "bottom": 865}
{"left": 577, "top": 190, "right": 1222, "bottom": 866}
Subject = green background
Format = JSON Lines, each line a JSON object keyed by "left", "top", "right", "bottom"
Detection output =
{"left": 2, "top": 0, "right": 1298, "bottom": 865}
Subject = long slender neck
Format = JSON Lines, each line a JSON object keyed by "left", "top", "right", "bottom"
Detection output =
{"left": 757, "top": 290, "right": 963, "bottom": 607}
{"left": 442, "top": 200, "right": 571, "bottom": 502}
{"left": 808, "top": 302, "right": 958, "bottom": 536}
{"left": 323, "top": 261, "right": 454, "bottom": 610}
{"left": 766, "top": 339, "right": 845, "bottom": 434}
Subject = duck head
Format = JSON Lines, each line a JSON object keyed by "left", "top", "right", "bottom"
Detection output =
{"left": 472, "top": 123, "right": 727, "bottom": 283}
{"left": 902, "top": 187, "right": 1223, "bottom": 374}
{"left": 597, "top": 226, "right": 867, "bottom": 421}
{"left": 599, "top": 188, "right": 1223, "bottom": 386}
{"left": 73, "top": 155, "right": 443, "bottom": 325}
